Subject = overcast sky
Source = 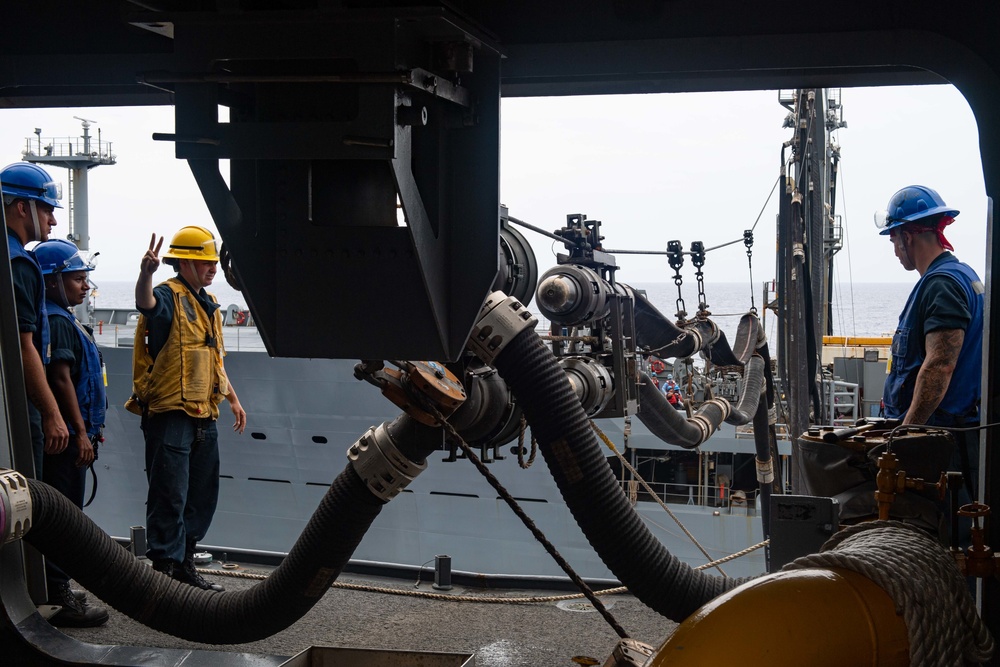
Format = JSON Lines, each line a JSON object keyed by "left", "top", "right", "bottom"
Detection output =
{"left": 0, "top": 84, "right": 987, "bottom": 286}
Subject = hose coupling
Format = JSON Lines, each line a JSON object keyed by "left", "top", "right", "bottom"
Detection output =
{"left": 348, "top": 423, "right": 428, "bottom": 502}
{"left": 467, "top": 291, "right": 538, "bottom": 365}
{"left": 755, "top": 457, "right": 775, "bottom": 484}
{"left": 0, "top": 469, "right": 31, "bottom": 544}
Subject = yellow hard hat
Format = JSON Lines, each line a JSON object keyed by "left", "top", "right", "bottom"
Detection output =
{"left": 163, "top": 226, "right": 220, "bottom": 262}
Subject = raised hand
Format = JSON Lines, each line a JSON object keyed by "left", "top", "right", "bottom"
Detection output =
{"left": 141, "top": 233, "right": 164, "bottom": 276}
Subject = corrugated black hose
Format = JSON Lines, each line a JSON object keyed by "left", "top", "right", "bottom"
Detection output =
{"left": 726, "top": 355, "right": 765, "bottom": 425}
{"left": 632, "top": 290, "right": 696, "bottom": 358}
{"left": 632, "top": 354, "right": 765, "bottom": 450}
{"left": 635, "top": 374, "right": 730, "bottom": 449}
{"left": 752, "top": 393, "right": 774, "bottom": 543}
{"left": 21, "top": 414, "right": 441, "bottom": 644}
{"left": 492, "top": 328, "right": 747, "bottom": 622}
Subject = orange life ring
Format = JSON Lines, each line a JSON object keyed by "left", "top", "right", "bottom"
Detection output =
{"left": 650, "top": 359, "right": 666, "bottom": 374}
{"left": 235, "top": 310, "right": 247, "bottom": 326}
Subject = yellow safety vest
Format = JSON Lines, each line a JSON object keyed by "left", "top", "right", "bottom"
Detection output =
{"left": 125, "top": 278, "right": 230, "bottom": 419}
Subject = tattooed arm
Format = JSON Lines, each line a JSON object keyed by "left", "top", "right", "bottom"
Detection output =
{"left": 903, "top": 328, "right": 964, "bottom": 425}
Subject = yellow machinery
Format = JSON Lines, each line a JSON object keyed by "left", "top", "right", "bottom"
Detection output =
{"left": 650, "top": 568, "right": 909, "bottom": 666}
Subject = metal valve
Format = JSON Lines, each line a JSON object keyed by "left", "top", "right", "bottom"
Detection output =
{"left": 355, "top": 359, "right": 466, "bottom": 426}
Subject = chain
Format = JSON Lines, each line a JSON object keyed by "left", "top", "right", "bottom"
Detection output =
{"left": 690, "top": 241, "right": 708, "bottom": 318}
{"left": 743, "top": 230, "right": 757, "bottom": 315}
{"left": 667, "top": 239, "right": 687, "bottom": 324}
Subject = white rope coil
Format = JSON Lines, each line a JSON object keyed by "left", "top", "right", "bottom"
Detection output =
{"left": 782, "top": 520, "right": 994, "bottom": 666}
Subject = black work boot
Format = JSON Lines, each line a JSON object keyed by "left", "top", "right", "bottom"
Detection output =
{"left": 151, "top": 559, "right": 176, "bottom": 578}
{"left": 175, "top": 556, "right": 224, "bottom": 592}
{"left": 47, "top": 582, "right": 108, "bottom": 628}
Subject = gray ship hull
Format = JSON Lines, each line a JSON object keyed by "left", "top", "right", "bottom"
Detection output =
{"left": 91, "top": 345, "right": 769, "bottom": 582}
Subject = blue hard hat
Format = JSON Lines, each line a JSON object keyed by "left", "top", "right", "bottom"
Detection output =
{"left": 875, "top": 185, "right": 958, "bottom": 235}
{"left": 0, "top": 162, "right": 63, "bottom": 208}
{"left": 34, "top": 239, "right": 95, "bottom": 275}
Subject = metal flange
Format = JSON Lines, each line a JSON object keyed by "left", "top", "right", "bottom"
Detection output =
{"left": 348, "top": 424, "right": 428, "bottom": 502}
{"left": 467, "top": 291, "right": 539, "bottom": 365}
{"left": 0, "top": 469, "right": 31, "bottom": 544}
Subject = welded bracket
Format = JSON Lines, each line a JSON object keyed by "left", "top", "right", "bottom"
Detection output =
{"left": 149, "top": 8, "right": 503, "bottom": 361}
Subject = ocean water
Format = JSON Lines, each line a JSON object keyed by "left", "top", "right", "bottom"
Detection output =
{"left": 629, "top": 281, "right": 910, "bottom": 341}
{"left": 91, "top": 279, "right": 250, "bottom": 313}
{"left": 91, "top": 279, "right": 910, "bottom": 341}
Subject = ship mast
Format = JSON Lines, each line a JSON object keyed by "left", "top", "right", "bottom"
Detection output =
{"left": 776, "top": 89, "right": 846, "bottom": 492}
{"left": 22, "top": 118, "right": 116, "bottom": 324}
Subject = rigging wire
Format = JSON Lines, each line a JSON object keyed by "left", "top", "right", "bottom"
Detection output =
{"left": 836, "top": 154, "right": 859, "bottom": 337}
{"left": 594, "top": 173, "right": 783, "bottom": 258}
{"left": 701, "top": 173, "right": 782, "bottom": 254}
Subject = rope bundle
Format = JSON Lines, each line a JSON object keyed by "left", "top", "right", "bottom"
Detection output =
{"left": 783, "top": 521, "right": 994, "bottom": 666}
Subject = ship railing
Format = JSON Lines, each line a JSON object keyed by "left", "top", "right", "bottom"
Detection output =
{"left": 23, "top": 137, "right": 116, "bottom": 164}
{"left": 821, "top": 378, "right": 859, "bottom": 427}
{"left": 93, "top": 323, "right": 269, "bottom": 353}
{"left": 621, "top": 478, "right": 758, "bottom": 515}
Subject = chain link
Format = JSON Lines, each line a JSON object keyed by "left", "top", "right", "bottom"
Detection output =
{"left": 667, "top": 240, "right": 687, "bottom": 323}
{"left": 690, "top": 241, "right": 708, "bottom": 317}
{"left": 743, "top": 230, "right": 757, "bottom": 315}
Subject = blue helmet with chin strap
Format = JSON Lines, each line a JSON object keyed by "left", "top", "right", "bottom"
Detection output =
{"left": 875, "top": 185, "right": 959, "bottom": 235}
{"left": 34, "top": 239, "right": 95, "bottom": 275}
{"left": 0, "top": 162, "right": 63, "bottom": 209}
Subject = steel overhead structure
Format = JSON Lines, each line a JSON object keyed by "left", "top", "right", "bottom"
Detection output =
{"left": 2, "top": 1, "right": 1000, "bottom": 664}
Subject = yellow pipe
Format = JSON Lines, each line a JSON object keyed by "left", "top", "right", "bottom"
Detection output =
{"left": 649, "top": 568, "right": 909, "bottom": 666}
{"left": 822, "top": 336, "right": 892, "bottom": 346}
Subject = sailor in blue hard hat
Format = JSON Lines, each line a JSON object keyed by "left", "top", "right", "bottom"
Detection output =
{"left": 876, "top": 185, "right": 984, "bottom": 545}
{"left": 1, "top": 161, "right": 63, "bottom": 245}
{"left": 35, "top": 239, "right": 98, "bottom": 308}
{"left": 875, "top": 185, "right": 959, "bottom": 271}
{"left": 1, "top": 162, "right": 70, "bottom": 474}
{"left": 32, "top": 238, "right": 109, "bottom": 627}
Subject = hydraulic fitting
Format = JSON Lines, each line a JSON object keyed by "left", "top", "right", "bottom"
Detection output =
{"left": 536, "top": 264, "right": 611, "bottom": 326}
{"left": 559, "top": 357, "right": 614, "bottom": 416}
{"left": 0, "top": 469, "right": 31, "bottom": 544}
{"left": 756, "top": 457, "right": 775, "bottom": 485}
{"left": 467, "top": 291, "right": 538, "bottom": 365}
{"left": 348, "top": 423, "right": 428, "bottom": 502}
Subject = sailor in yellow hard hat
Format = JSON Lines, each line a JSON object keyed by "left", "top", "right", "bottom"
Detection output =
{"left": 126, "top": 226, "right": 247, "bottom": 593}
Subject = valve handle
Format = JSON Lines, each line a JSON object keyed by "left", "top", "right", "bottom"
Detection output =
{"left": 957, "top": 502, "right": 991, "bottom": 520}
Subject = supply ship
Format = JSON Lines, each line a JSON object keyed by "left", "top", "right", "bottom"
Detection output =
{"left": 2, "top": 3, "right": 998, "bottom": 665}
{"left": 76, "top": 88, "right": 885, "bottom": 587}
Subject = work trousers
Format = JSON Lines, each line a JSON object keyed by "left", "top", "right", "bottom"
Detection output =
{"left": 143, "top": 410, "right": 220, "bottom": 563}
{"left": 42, "top": 438, "right": 88, "bottom": 592}
{"left": 28, "top": 403, "right": 44, "bottom": 477}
